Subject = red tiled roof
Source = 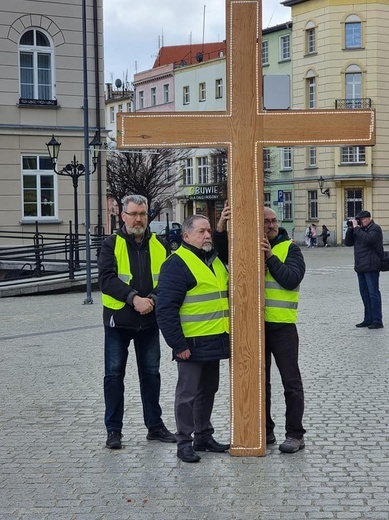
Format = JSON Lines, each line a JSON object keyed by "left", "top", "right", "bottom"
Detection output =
{"left": 153, "top": 42, "right": 227, "bottom": 68}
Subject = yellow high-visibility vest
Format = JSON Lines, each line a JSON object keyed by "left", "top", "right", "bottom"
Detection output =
{"left": 265, "top": 240, "right": 300, "bottom": 323}
{"left": 175, "top": 246, "right": 229, "bottom": 337}
{"left": 102, "top": 234, "right": 166, "bottom": 310}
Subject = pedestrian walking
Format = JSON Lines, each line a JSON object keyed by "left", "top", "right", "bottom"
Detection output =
{"left": 310, "top": 223, "right": 317, "bottom": 247}
{"left": 319, "top": 224, "right": 330, "bottom": 247}
{"left": 156, "top": 214, "right": 230, "bottom": 463}
{"left": 345, "top": 210, "right": 384, "bottom": 329}
{"left": 98, "top": 194, "right": 176, "bottom": 449}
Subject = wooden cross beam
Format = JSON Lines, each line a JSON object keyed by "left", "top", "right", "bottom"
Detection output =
{"left": 117, "top": 0, "right": 375, "bottom": 456}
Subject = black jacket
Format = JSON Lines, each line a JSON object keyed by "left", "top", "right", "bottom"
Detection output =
{"left": 98, "top": 226, "right": 169, "bottom": 329}
{"left": 345, "top": 220, "right": 383, "bottom": 273}
{"left": 213, "top": 227, "right": 305, "bottom": 329}
{"left": 156, "top": 242, "right": 230, "bottom": 362}
{"left": 266, "top": 228, "right": 305, "bottom": 292}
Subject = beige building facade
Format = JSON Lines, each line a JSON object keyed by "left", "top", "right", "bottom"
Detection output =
{"left": 284, "top": 0, "right": 389, "bottom": 244}
{"left": 0, "top": 0, "right": 106, "bottom": 245}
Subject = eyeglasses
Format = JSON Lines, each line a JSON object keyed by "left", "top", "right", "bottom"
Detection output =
{"left": 123, "top": 211, "right": 148, "bottom": 218}
{"left": 264, "top": 218, "right": 278, "bottom": 225}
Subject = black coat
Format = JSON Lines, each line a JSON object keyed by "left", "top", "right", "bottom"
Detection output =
{"left": 266, "top": 228, "right": 306, "bottom": 291}
{"left": 345, "top": 221, "right": 383, "bottom": 273}
{"left": 156, "top": 242, "right": 230, "bottom": 362}
{"left": 213, "top": 227, "right": 305, "bottom": 329}
{"left": 97, "top": 226, "right": 168, "bottom": 329}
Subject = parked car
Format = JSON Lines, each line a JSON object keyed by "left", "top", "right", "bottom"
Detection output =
{"left": 149, "top": 220, "right": 182, "bottom": 250}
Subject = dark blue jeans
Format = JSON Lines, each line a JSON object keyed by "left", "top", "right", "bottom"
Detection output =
{"left": 265, "top": 323, "right": 305, "bottom": 439}
{"left": 357, "top": 271, "right": 382, "bottom": 325}
{"left": 104, "top": 325, "right": 163, "bottom": 432}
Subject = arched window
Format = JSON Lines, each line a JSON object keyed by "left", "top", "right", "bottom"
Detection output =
{"left": 305, "top": 21, "right": 316, "bottom": 55}
{"left": 344, "top": 14, "right": 362, "bottom": 49}
{"left": 19, "top": 29, "right": 55, "bottom": 104}
{"left": 345, "top": 64, "right": 362, "bottom": 107}
{"left": 305, "top": 69, "right": 316, "bottom": 109}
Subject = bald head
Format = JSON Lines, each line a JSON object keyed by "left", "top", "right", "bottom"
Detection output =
{"left": 264, "top": 207, "right": 279, "bottom": 240}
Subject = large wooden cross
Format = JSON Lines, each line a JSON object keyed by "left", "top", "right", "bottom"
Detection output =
{"left": 117, "top": 0, "right": 375, "bottom": 456}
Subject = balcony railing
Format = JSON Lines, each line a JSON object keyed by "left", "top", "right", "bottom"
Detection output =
{"left": 335, "top": 98, "right": 371, "bottom": 109}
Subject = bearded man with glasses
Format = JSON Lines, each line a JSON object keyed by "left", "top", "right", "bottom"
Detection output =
{"left": 98, "top": 194, "right": 175, "bottom": 449}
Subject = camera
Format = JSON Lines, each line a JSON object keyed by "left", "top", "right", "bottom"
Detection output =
{"left": 346, "top": 219, "right": 354, "bottom": 228}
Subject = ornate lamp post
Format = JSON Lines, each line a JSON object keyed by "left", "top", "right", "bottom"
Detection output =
{"left": 46, "top": 133, "right": 101, "bottom": 269}
{"left": 318, "top": 175, "right": 331, "bottom": 198}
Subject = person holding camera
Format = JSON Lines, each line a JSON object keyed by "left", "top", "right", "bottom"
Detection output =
{"left": 345, "top": 210, "right": 384, "bottom": 329}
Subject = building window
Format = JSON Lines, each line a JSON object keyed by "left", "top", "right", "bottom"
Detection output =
{"left": 308, "top": 190, "right": 318, "bottom": 219}
{"left": 341, "top": 146, "right": 366, "bottom": 164}
{"left": 345, "top": 66, "right": 362, "bottom": 107}
{"left": 197, "top": 157, "right": 209, "bottom": 184}
{"left": 263, "top": 148, "right": 271, "bottom": 171}
{"left": 163, "top": 84, "right": 170, "bottom": 103}
{"left": 283, "top": 191, "right": 292, "bottom": 220}
{"left": 307, "top": 75, "right": 316, "bottom": 108}
{"left": 345, "top": 15, "right": 362, "bottom": 49}
{"left": 19, "top": 29, "right": 55, "bottom": 104}
{"left": 118, "top": 104, "right": 123, "bottom": 112}
{"left": 199, "top": 82, "right": 206, "bottom": 102}
{"left": 281, "top": 148, "right": 292, "bottom": 170}
{"left": 308, "top": 147, "right": 317, "bottom": 167}
{"left": 280, "top": 35, "right": 290, "bottom": 61}
{"left": 215, "top": 79, "right": 223, "bottom": 99}
{"left": 151, "top": 87, "right": 156, "bottom": 106}
{"left": 262, "top": 40, "right": 269, "bottom": 65}
{"left": 22, "top": 155, "right": 56, "bottom": 219}
{"left": 212, "top": 153, "right": 227, "bottom": 184}
{"left": 183, "top": 86, "right": 190, "bottom": 105}
{"left": 264, "top": 192, "right": 271, "bottom": 208}
{"left": 345, "top": 188, "right": 363, "bottom": 218}
{"left": 182, "top": 158, "right": 193, "bottom": 185}
{"left": 127, "top": 102, "right": 131, "bottom": 112}
{"left": 138, "top": 90, "right": 144, "bottom": 109}
{"left": 306, "top": 24, "right": 316, "bottom": 54}
{"left": 110, "top": 106, "right": 115, "bottom": 123}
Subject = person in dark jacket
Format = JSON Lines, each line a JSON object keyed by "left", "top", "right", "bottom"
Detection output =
{"left": 156, "top": 214, "right": 230, "bottom": 463}
{"left": 215, "top": 205, "right": 306, "bottom": 454}
{"left": 345, "top": 210, "right": 384, "bottom": 329}
{"left": 98, "top": 194, "right": 175, "bottom": 449}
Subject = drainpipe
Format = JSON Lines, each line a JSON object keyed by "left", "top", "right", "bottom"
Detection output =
{"left": 93, "top": 0, "right": 103, "bottom": 236}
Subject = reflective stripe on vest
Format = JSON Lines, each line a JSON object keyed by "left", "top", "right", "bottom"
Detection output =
{"left": 102, "top": 234, "right": 166, "bottom": 310}
{"left": 265, "top": 240, "right": 300, "bottom": 323}
{"left": 174, "top": 247, "right": 229, "bottom": 337}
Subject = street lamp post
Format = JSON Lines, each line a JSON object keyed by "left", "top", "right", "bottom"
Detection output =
{"left": 46, "top": 134, "right": 101, "bottom": 270}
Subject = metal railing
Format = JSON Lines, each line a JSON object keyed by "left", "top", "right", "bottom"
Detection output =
{"left": 335, "top": 98, "right": 372, "bottom": 109}
{"left": 0, "top": 221, "right": 106, "bottom": 283}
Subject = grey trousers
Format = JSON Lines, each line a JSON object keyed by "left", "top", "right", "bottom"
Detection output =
{"left": 175, "top": 360, "right": 220, "bottom": 448}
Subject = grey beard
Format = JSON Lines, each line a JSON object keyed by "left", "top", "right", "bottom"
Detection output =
{"left": 202, "top": 242, "right": 212, "bottom": 252}
{"left": 127, "top": 225, "right": 146, "bottom": 236}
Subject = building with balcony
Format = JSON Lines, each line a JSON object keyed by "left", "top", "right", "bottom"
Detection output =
{"left": 0, "top": 0, "right": 106, "bottom": 244}
{"left": 283, "top": 0, "right": 389, "bottom": 244}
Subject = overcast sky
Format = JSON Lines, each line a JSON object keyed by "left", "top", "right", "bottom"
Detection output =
{"left": 103, "top": 0, "right": 291, "bottom": 85}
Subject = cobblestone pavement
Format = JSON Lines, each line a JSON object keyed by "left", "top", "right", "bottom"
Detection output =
{"left": 0, "top": 246, "right": 388, "bottom": 519}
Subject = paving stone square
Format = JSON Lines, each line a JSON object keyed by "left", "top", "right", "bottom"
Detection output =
{"left": 0, "top": 246, "right": 388, "bottom": 519}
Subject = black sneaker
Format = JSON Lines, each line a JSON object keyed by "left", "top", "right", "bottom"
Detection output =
{"left": 355, "top": 322, "right": 371, "bottom": 328}
{"left": 106, "top": 430, "right": 122, "bottom": 449}
{"left": 147, "top": 425, "right": 176, "bottom": 443}
{"left": 279, "top": 436, "right": 305, "bottom": 453}
{"left": 266, "top": 433, "right": 276, "bottom": 445}
{"left": 368, "top": 323, "right": 384, "bottom": 329}
{"left": 193, "top": 437, "right": 230, "bottom": 452}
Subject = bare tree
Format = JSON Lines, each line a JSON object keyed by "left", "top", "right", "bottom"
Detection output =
{"left": 106, "top": 148, "right": 189, "bottom": 223}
